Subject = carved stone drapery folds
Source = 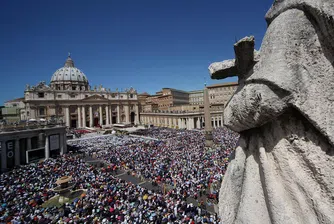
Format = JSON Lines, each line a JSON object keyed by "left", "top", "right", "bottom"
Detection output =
{"left": 209, "top": 1, "right": 334, "bottom": 223}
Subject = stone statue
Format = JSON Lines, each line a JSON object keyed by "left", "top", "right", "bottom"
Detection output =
{"left": 25, "top": 84, "right": 30, "bottom": 91}
{"left": 209, "top": 1, "right": 334, "bottom": 223}
{"left": 94, "top": 85, "right": 97, "bottom": 91}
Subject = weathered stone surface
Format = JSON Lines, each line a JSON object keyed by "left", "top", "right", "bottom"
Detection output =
{"left": 209, "top": 0, "right": 334, "bottom": 223}
{"left": 234, "top": 36, "right": 256, "bottom": 78}
{"left": 209, "top": 36, "right": 260, "bottom": 80}
{"left": 209, "top": 59, "right": 236, "bottom": 80}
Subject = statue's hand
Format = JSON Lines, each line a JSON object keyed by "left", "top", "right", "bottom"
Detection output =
{"left": 224, "top": 83, "right": 288, "bottom": 132}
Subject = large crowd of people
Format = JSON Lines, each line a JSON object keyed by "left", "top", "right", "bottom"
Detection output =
{"left": 0, "top": 127, "right": 239, "bottom": 223}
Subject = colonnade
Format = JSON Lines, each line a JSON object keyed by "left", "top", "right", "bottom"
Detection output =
{"left": 140, "top": 114, "right": 224, "bottom": 130}
{"left": 64, "top": 104, "right": 139, "bottom": 128}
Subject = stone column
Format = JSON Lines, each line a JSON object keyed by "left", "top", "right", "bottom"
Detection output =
{"left": 77, "top": 106, "right": 82, "bottom": 128}
{"left": 185, "top": 118, "right": 188, "bottom": 130}
{"left": 105, "top": 105, "right": 109, "bottom": 125}
{"left": 169, "top": 118, "right": 172, "bottom": 128}
{"left": 196, "top": 117, "right": 200, "bottom": 129}
{"left": 15, "top": 139, "right": 20, "bottom": 166}
{"left": 45, "top": 135, "right": 49, "bottom": 160}
{"left": 221, "top": 115, "right": 224, "bottom": 127}
{"left": 89, "top": 106, "right": 93, "bottom": 127}
{"left": 65, "top": 107, "right": 70, "bottom": 127}
{"left": 1, "top": 141, "right": 7, "bottom": 170}
{"left": 109, "top": 105, "right": 113, "bottom": 125}
{"left": 99, "top": 105, "right": 103, "bottom": 125}
{"left": 82, "top": 106, "right": 86, "bottom": 127}
{"left": 204, "top": 87, "right": 213, "bottom": 146}
{"left": 164, "top": 117, "right": 168, "bottom": 127}
{"left": 117, "top": 105, "right": 120, "bottom": 123}
{"left": 124, "top": 105, "right": 130, "bottom": 123}
{"left": 189, "top": 118, "right": 194, "bottom": 130}
{"left": 135, "top": 104, "right": 139, "bottom": 124}
{"left": 213, "top": 117, "right": 216, "bottom": 128}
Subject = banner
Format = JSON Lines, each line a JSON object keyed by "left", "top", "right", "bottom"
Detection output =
{"left": 49, "top": 134, "right": 60, "bottom": 151}
{"left": 6, "top": 140, "right": 15, "bottom": 168}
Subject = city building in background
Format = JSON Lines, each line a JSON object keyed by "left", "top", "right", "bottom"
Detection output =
{"left": 156, "top": 88, "right": 189, "bottom": 110}
{"left": 138, "top": 82, "right": 238, "bottom": 130}
{"left": 207, "top": 82, "right": 238, "bottom": 106}
{"left": 23, "top": 55, "right": 140, "bottom": 128}
{"left": 189, "top": 90, "right": 204, "bottom": 105}
{"left": 0, "top": 106, "right": 3, "bottom": 120}
{"left": 138, "top": 92, "right": 150, "bottom": 113}
{"left": 142, "top": 88, "right": 190, "bottom": 112}
{"left": 2, "top": 55, "right": 238, "bottom": 131}
{"left": 1, "top": 98, "right": 25, "bottom": 123}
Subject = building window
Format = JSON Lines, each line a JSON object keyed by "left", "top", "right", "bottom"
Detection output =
{"left": 57, "top": 95, "right": 62, "bottom": 98}
{"left": 102, "top": 95, "right": 105, "bottom": 98}
{"left": 85, "top": 95, "right": 88, "bottom": 98}
{"left": 70, "top": 94, "right": 75, "bottom": 98}
{"left": 130, "top": 94, "right": 133, "bottom": 98}
{"left": 38, "top": 92, "right": 44, "bottom": 98}
{"left": 39, "top": 107, "right": 45, "bottom": 116}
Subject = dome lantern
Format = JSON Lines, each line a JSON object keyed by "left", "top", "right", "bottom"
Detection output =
{"left": 64, "top": 53, "right": 75, "bottom": 68}
{"left": 50, "top": 54, "right": 89, "bottom": 91}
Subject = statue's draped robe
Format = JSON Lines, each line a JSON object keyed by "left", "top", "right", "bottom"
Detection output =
{"left": 219, "top": 1, "right": 334, "bottom": 223}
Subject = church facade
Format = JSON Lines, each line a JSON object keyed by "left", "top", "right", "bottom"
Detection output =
{"left": 23, "top": 55, "right": 139, "bottom": 128}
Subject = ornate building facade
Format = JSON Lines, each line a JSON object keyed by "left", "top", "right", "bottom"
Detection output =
{"left": 23, "top": 55, "right": 139, "bottom": 128}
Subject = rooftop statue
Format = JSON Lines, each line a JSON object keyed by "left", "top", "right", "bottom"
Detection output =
{"left": 209, "top": 0, "right": 334, "bottom": 223}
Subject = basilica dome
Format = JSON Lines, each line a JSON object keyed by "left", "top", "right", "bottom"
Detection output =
{"left": 50, "top": 55, "right": 89, "bottom": 90}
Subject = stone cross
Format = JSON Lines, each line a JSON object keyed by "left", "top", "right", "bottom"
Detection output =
{"left": 209, "top": 36, "right": 259, "bottom": 82}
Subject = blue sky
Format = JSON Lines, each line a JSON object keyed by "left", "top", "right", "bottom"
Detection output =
{"left": 0, "top": 0, "right": 273, "bottom": 104}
